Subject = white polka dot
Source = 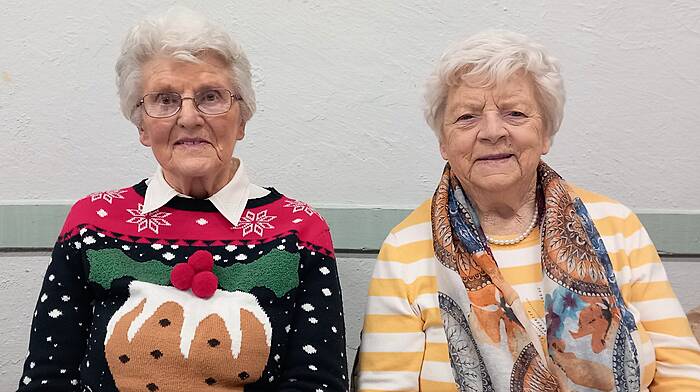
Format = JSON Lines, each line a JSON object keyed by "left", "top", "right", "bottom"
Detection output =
{"left": 277, "top": 245, "right": 285, "bottom": 250}
{"left": 309, "top": 317, "right": 318, "bottom": 324}
{"left": 48, "top": 309, "right": 63, "bottom": 318}
{"left": 151, "top": 243, "right": 163, "bottom": 250}
{"left": 303, "top": 345, "right": 317, "bottom": 354}
{"left": 319, "top": 267, "right": 330, "bottom": 275}
{"left": 301, "top": 303, "right": 315, "bottom": 312}
{"left": 308, "top": 365, "right": 318, "bottom": 371}
{"left": 162, "top": 252, "right": 175, "bottom": 261}
{"left": 196, "top": 218, "right": 208, "bottom": 226}
{"left": 213, "top": 255, "right": 221, "bottom": 261}
{"left": 46, "top": 336, "right": 52, "bottom": 342}
{"left": 83, "top": 236, "right": 96, "bottom": 245}
{"left": 22, "top": 376, "right": 31, "bottom": 385}
{"left": 40, "top": 293, "right": 48, "bottom": 302}
{"left": 96, "top": 209, "right": 108, "bottom": 218}
{"left": 321, "top": 288, "right": 331, "bottom": 296}
{"left": 29, "top": 362, "right": 35, "bottom": 368}
{"left": 225, "top": 245, "right": 237, "bottom": 251}
{"left": 48, "top": 275, "right": 55, "bottom": 282}
{"left": 331, "top": 326, "right": 337, "bottom": 333}
{"left": 61, "top": 295, "right": 70, "bottom": 302}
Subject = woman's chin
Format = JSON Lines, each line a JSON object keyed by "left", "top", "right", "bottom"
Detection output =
{"left": 468, "top": 173, "right": 523, "bottom": 193}
{"left": 167, "top": 159, "right": 224, "bottom": 181}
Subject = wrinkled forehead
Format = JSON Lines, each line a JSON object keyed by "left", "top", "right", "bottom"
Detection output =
{"left": 140, "top": 53, "right": 233, "bottom": 93}
{"left": 447, "top": 71, "right": 539, "bottom": 107}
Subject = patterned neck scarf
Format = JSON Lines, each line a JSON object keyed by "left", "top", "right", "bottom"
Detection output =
{"left": 431, "top": 162, "right": 640, "bottom": 391}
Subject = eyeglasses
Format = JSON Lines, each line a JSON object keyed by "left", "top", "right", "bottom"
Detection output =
{"left": 136, "top": 88, "right": 242, "bottom": 118}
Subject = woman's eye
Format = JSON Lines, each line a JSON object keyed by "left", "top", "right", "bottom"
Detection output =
{"left": 455, "top": 114, "right": 476, "bottom": 123}
{"left": 201, "top": 90, "right": 222, "bottom": 102}
{"left": 505, "top": 111, "right": 527, "bottom": 118}
{"left": 155, "top": 94, "right": 177, "bottom": 105}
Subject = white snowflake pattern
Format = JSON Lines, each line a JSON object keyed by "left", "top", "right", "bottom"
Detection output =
{"left": 196, "top": 218, "right": 208, "bottom": 226}
{"left": 283, "top": 199, "right": 317, "bottom": 216}
{"left": 89, "top": 189, "right": 127, "bottom": 204}
{"left": 125, "top": 204, "right": 172, "bottom": 234}
{"left": 233, "top": 210, "right": 276, "bottom": 237}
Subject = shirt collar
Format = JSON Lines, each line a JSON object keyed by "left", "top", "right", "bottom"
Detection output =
{"left": 142, "top": 160, "right": 269, "bottom": 226}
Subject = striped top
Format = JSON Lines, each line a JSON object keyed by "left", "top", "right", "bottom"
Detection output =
{"left": 357, "top": 186, "right": 700, "bottom": 391}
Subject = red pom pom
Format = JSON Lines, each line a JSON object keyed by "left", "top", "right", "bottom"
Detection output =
{"left": 171, "top": 263, "right": 195, "bottom": 290}
{"left": 191, "top": 271, "right": 218, "bottom": 299}
{"left": 188, "top": 250, "right": 214, "bottom": 272}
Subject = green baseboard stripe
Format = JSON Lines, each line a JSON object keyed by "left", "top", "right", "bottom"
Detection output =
{"left": 1, "top": 204, "right": 698, "bottom": 254}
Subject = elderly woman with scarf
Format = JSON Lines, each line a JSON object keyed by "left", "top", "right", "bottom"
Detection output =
{"left": 357, "top": 31, "right": 700, "bottom": 391}
{"left": 18, "top": 8, "right": 347, "bottom": 391}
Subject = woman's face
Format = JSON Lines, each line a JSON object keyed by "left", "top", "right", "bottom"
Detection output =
{"left": 138, "top": 54, "right": 244, "bottom": 185}
{"left": 439, "top": 72, "right": 551, "bottom": 195}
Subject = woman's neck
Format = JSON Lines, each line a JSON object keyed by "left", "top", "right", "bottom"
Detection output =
{"left": 163, "top": 159, "right": 239, "bottom": 199}
{"left": 467, "top": 177, "right": 538, "bottom": 237}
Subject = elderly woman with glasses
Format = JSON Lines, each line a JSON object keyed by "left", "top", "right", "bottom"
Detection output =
{"left": 357, "top": 31, "right": 700, "bottom": 391}
{"left": 18, "top": 8, "right": 347, "bottom": 391}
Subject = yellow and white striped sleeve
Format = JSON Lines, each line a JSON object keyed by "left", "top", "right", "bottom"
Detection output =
{"left": 357, "top": 231, "right": 428, "bottom": 391}
{"left": 622, "top": 214, "right": 700, "bottom": 391}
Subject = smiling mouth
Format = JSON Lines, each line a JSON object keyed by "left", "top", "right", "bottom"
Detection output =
{"left": 175, "top": 138, "right": 211, "bottom": 146}
{"left": 477, "top": 153, "right": 514, "bottom": 161}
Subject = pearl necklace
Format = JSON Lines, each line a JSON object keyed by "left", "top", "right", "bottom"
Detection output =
{"left": 485, "top": 208, "right": 539, "bottom": 246}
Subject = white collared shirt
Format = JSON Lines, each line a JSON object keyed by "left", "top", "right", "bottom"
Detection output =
{"left": 141, "top": 160, "right": 270, "bottom": 226}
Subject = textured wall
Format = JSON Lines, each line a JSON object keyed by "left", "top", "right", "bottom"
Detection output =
{"left": 1, "top": 253, "right": 699, "bottom": 390}
{"left": 1, "top": 1, "right": 699, "bottom": 210}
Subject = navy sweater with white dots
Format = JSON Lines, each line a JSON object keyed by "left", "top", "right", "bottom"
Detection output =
{"left": 18, "top": 181, "right": 348, "bottom": 391}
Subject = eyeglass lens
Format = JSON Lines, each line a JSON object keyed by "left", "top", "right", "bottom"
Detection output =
{"left": 143, "top": 88, "right": 233, "bottom": 117}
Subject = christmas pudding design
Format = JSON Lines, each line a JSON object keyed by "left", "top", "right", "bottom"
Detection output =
{"left": 105, "top": 281, "right": 271, "bottom": 391}
{"left": 83, "top": 246, "right": 301, "bottom": 390}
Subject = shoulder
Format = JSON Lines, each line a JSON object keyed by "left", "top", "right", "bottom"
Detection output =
{"left": 377, "top": 199, "right": 434, "bottom": 262}
{"left": 389, "top": 199, "right": 432, "bottom": 237}
{"left": 59, "top": 183, "right": 143, "bottom": 238}
{"left": 267, "top": 193, "right": 333, "bottom": 254}
{"left": 567, "top": 183, "right": 647, "bottom": 242}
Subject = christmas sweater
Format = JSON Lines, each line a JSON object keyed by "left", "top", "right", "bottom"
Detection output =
{"left": 18, "top": 180, "right": 349, "bottom": 391}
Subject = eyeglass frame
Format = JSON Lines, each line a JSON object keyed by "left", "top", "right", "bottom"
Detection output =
{"left": 135, "top": 88, "right": 243, "bottom": 118}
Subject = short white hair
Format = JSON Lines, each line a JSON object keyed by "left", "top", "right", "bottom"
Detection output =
{"left": 115, "top": 7, "right": 256, "bottom": 126}
{"left": 424, "top": 30, "right": 565, "bottom": 139}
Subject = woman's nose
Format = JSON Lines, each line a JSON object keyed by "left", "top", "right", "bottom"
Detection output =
{"left": 176, "top": 98, "right": 204, "bottom": 129}
{"left": 478, "top": 111, "right": 507, "bottom": 142}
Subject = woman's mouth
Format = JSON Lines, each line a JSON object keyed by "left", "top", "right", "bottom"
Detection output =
{"left": 478, "top": 153, "right": 514, "bottom": 161}
{"left": 175, "top": 138, "right": 211, "bottom": 148}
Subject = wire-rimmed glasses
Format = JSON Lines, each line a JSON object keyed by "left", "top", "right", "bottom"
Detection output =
{"left": 136, "top": 88, "right": 242, "bottom": 118}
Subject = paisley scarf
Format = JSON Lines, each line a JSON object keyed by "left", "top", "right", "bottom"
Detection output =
{"left": 431, "top": 162, "right": 640, "bottom": 391}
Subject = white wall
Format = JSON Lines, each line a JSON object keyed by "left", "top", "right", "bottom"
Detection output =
{"left": 1, "top": 1, "right": 699, "bottom": 210}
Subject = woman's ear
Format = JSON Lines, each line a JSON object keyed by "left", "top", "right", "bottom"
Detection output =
{"left": 138, "top": 127, "right": 151, "bottom": 147}
{"left": 236, "top": 121, "right": 246, "bottom": 141}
